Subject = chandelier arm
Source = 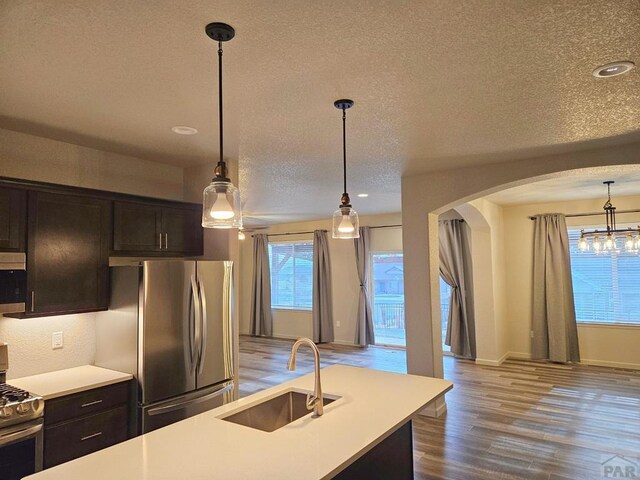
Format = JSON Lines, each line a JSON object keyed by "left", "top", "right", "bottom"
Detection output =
{"left": 581, "top": 228, "right": 640, "bottom": 237}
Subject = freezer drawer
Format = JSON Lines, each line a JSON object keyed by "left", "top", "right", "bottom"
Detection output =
{"left": 139, "top": 382, "right": 233, "bottom": 434}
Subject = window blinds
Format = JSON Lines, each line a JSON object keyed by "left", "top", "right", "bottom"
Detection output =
{"left": 568, "top": 229, "right": 640, "bottom": 324}
{"left": 268, "top": 242, "right": 314, "bottom": 309}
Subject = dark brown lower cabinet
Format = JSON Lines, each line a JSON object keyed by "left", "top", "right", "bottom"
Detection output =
{"left": 44, "top": 406, "right": 128, "bottom": 468}
{"left": 44, "top": 381, "right": 130, "bottom": 469}
{"left": 332, "top": 421, "right": 414, "bottom": 480}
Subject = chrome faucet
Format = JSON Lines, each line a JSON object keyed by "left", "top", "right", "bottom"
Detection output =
{"left": 287, "top": 337, "right": 324, "bottom": 416}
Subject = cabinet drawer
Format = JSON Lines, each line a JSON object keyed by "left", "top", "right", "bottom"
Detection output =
{"left": 45, "top": 381, "right": 129, "bottom": 425}
{"left": 44, "top": 405, "right": 128, "bottom": 468}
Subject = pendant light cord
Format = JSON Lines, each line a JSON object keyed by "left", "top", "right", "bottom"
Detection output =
{"left": 217, "top": 41, "right": 225, "bottom": 173}
{"left": 342, "top": 108, "right": 347, "bottom": 195}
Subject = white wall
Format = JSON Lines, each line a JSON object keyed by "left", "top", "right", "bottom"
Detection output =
{"left": 0, "top": 128, "right": 187, "bottom": 379}
{"left": 239, "top": 213, "right": 402, "bottom": 345}
{"left": 502, "top": 194, "right": 640, "bottom": 369}
{"left": 0, "top": 128, "right": 184, "bottom": 200}
{"left": 1, "top": 315, "right": 96, "bottom": 380}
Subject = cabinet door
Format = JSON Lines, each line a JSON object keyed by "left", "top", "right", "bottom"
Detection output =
{"left": 0, "top": 187, "right": 26, "bottom": 252}
{"left": 113, "top": 201, "right": 162, "bottom": 253}
{"left": 162, "top": 206, "right": 203, "bottom": 255}
{"left": 27, "top": 192, "right": 110, "bottom": 315}
{"left": 44, "top": 405, "right": 128, "bottom": 468}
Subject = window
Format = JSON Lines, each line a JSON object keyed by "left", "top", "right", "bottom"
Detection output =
{"left": 568, "top": 228, "right": 640, "bottom": 325}
{"left": 440, "top": 277, "right": 452, "bottom": 352}
{"left": 371, "top": 252, "right": 406, "bottom": 346}
{"left": 268, "top": 242, "right": 313, "bottom": 310}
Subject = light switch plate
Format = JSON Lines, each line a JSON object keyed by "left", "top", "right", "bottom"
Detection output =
{"left": 336, "top": 321, "right": 341, "bottom": 327}
{"left": 52, "top": 331, "right": 64, "bottom": 350}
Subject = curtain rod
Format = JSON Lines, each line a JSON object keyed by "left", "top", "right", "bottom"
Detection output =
{"left": 528, "top": 208, "right": 640, "bottom": 220}
{"left": 252, "top": 224, "right": 403, "bottom": 237}
{"left": 369, "top": 224, "right": 402, "bottom": 229}
{"left": 256, "top": 230, "right": 326, "bottom": 237}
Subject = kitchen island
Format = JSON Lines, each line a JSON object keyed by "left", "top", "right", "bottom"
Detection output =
{"left": 26, "top": 365, "right": 452, "bottom": 480}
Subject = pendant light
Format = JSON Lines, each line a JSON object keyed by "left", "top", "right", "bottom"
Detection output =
{"left": 332, "top": 99, "right": 359, "bottom": 239}
{"left": 202, "top": 23, "right": 242, "bottom": 229}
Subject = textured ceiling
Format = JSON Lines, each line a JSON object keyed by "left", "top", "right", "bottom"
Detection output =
{"left": 485, "top": 165, "right": 640, "bottom": 205}
{"left": 1, "top": 1, "right": 639, "bottom": 223}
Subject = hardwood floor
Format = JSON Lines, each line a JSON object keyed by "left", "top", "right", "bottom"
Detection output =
{"left": 238, "top": 335, "right": 640, "bottom": 480}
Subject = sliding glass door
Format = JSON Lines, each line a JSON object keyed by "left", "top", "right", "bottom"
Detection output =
{"left": 371, "top": 252, "right": 406, "bottom": 347}
{"left": 440, "top": 277, "right": 452, "bottom": 353}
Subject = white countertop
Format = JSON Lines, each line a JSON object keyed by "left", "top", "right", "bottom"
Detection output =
{"left": 11, "top": 365, "right": 133, "bottom": 400}
{"left": 26, "top": 365, "right": 451, "bottom": 480}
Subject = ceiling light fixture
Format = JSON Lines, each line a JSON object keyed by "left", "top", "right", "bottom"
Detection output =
{"left": 357, "top": 193, "right": 369, "bottom": 198}
{"left": 592, "top": 61, "right": 635, "bottom": 78}
{"left": 201, "top": 22, "right": 242, "bottom": 229}
{"left": 171, "top": 126, "right": 198, "bottom": 135}
{"left": 332, "top": 99, "right": 359, "bottom": 239}
{"left": 577, "top": 181, "right": 640, "bottom": 254}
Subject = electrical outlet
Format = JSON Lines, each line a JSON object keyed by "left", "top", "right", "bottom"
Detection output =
{"left": 336, "top": 320, "right": 341, "bottom": 327}
{"left": 52, "top": 331, "right": 64, "bottom": 350}
{"left": 530, "top": 330, "right": 534, "bottom": 339}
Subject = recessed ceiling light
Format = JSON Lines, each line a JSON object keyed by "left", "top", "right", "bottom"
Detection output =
{"left": 171, "top": 126, "right": 198, "bottom": 135}
{"left": 592, "top": 61, "right": 635, "bottom": 78}
{"left": 357, "top": 193, "right": 369, "bottom": 198}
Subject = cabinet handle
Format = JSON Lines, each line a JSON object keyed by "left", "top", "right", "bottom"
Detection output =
{"left": 81, "top": 400, "right": 103, "bottom": 408}
{"left": 159, "top": 233, "right": 163, "bottom": 250}
{"left": 80, "top": 432, "right": 102, "bottom": 441}
{"left": 31, "top": 291, "right": 35, "bottom": 312}
{"left": 164, "top": 233, "right": 168, "bottom": 250}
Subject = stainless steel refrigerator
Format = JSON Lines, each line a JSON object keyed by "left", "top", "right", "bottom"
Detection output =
{"left": 95, "top": 260, "right": 234, "bottom": 434}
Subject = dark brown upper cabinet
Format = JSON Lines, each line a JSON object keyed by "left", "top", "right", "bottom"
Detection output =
{"left": 113, "top": 201, "right": 203, "bottom": 256}
{"left": 0, "top": 186, "right": 26, "bottom": 252}
{"left": 24, "top": 191, "right": 111, "bottom": 317}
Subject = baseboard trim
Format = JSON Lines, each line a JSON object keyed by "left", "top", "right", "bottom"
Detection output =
{"left": 507, "top": 351, "right": 532, "bottom": 360}
{"left": 475, "top": 351, "right": 510, "bottom": 367}
{"left": 480, "top": 351, "right": 640, "bottom": 371}
{"left": 418, "top": 400, "right": 447, "bottom": 418}
{"left": 580, "top": 358, "right": 640, "bottom": 370}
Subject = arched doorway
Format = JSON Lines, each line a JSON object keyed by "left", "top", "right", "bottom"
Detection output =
{"left": 401, "top": 141, "right": 640, "bottom": 416}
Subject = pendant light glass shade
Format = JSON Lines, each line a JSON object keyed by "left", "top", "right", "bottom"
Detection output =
{"left": 202, "top": 179, "right": 242, "bottom": 228}
{"left": 332, "top": 206, "right": 359, "bottom": 239}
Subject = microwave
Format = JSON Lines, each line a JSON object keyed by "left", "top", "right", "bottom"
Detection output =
{"left": 0, "top": 253, "right": 26, "bottom": 314}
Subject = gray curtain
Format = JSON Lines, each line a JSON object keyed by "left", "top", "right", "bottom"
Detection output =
{"left": 531, "top": 214, "right": 580, "bottom": 363}
{"left": 312, "top": 230, "right": 334, "bottom": 343}
{"left": 439, "top": 220, "right": 476, "bottom": 359}
{"left": 250, "top": 234, "right": 273, "bottom": 337}
{"left": 354, "top": 226, "right": 375, "bottom": 346}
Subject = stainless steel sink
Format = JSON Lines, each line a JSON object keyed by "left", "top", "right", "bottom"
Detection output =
{"left": 220, "top": 390, "right": 338, "bottom": 432}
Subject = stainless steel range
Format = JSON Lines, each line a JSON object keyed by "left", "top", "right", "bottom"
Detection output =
{"left": 0, "top": 344, "right": 45, "bottom": 480}
{"left": 0, "top": 383, "right": 44, "bottom": 428}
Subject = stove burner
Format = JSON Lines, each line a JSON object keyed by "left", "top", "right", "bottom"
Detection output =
{"left": 0, "top": 383, "right": 30, "bottom": 402}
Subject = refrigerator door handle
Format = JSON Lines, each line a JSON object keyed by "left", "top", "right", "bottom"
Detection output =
{"left": 197, "top": 279, "right": 208, "bottom": 375}
{"left": 146, "top": 383, "right": 233, "bottom": 416}
{"left": 190, "top": 275, "right": 202, "bottom": 373}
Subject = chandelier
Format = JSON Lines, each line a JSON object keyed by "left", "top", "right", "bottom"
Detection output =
{"left": 577, "top": 181, "right": 640, "bottom": 253}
